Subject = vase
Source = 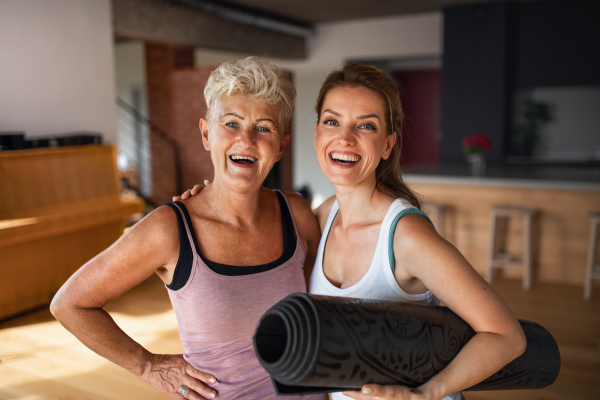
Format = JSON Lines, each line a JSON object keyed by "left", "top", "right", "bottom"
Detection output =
{"left": 466, "top": 153, "right": 486, "bottom": 176}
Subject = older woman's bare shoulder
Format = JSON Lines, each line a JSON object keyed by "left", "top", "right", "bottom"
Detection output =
{"left": 67, "top": 205, "right": 182, "bottom": 290}
{"left": 284, "top": 191, "right": 309, "bottom": 208}
{"left": 284, "top": 192, "right": 317, "bottom": 223}
{"left": 283, "top": 191, "right": 320, "bottom": 242}
{"left": 128, "top": 205, "right": 180, "bottom": 251}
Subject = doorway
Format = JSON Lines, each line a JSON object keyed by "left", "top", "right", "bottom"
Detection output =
{"left": 393, "top": 69, "right": 441, "bottom": 166}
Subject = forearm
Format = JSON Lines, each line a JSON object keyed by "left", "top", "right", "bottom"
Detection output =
{"left": 52, "top": 305, "right": 151, "bottom": 377}
{"left": 418, "top": 331, "right": 524, "bottom": 399}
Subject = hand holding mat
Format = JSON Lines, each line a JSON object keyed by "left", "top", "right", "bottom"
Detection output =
{"left": 253, "top": 294, "right": 560, "bottom": 395}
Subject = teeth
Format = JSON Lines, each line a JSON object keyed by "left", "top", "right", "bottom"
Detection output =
{"left": 331, "top": 153, "right": 360, "bottom": 162}
{"left": 230, "top": 155, "right": 257, "bottom": 162}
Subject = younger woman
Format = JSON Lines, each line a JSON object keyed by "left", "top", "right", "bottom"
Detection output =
{"left": 310, "top": 64, "right": 526, "bottom": 400}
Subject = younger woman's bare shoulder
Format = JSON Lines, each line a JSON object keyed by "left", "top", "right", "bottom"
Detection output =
{"left": 393, "top": 213, "right": 439, "bottom": 247}
{"left": 314, "top": 195, "right": 336, "bottom": 230}
{"left": 391, "top": 212, "right": 446, "bottom": 279}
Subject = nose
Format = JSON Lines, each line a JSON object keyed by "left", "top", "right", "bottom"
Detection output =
{"left": 337, "top": 125, "right": 356, "bottom": 146}
{"left": 237, "top": 127, "right": 257, "bottom": 147}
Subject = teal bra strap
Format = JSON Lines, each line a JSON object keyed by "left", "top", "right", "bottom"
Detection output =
{"left": 388, "top": 209, "right": 434, "bottom": 273}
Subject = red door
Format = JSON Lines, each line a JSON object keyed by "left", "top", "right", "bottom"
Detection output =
{"left": 393, "top": 70, "right": 441, "bottom": 166}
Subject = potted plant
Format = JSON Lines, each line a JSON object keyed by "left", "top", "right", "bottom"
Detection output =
{"left": 513, "top": 99, "right": 551, "bottom": 157}
{"left": 462, "top": 131, "right": 491, "bottom": 176}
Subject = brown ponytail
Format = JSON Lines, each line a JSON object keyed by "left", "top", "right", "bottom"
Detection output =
{"left": 315, "top": 63, "right": 422, "bottom": 210}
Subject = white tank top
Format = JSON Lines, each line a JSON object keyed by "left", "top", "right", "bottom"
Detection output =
{"left": 309, "top": 198, "right": 462, "bottom": 400}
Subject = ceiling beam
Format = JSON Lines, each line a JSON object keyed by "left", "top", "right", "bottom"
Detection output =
{"left": 166, "top": 0, "right": 314, "bottom": 38}
{"left": 112, "top": 0, "right": 306, "bottom": 59}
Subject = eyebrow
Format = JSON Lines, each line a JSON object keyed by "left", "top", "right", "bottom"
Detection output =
{"left": 223, "top": 113, "right": 275, "bottom": 124}
{"left": 322, "top": 109, "right": 380, "bottom": 121}
{"left": 223, "top": 112, "right": 244, "bottom": 119}
{"left": 357, "top": 114, "right": 380, "bottom": 121}
{"left": 322, "top": 109, "right": 341, "bottom": 117}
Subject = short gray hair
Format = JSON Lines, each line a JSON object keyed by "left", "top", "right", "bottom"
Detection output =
{"left": 204, "top": 56, "right": 295, "bottom": 131}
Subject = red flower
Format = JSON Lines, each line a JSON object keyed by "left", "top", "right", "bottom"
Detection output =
{"left": 462, "top": 131, "right": 491, "bottom": 154}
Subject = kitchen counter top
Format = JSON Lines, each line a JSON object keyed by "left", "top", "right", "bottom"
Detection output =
{"left": 402, "top": 164, "right": 600, "bottom": 191}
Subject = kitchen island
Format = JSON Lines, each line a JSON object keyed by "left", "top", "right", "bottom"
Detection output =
{"left": 403, "top": 164, "right": 600, "bottom": 286}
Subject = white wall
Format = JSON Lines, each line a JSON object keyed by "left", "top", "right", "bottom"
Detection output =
{"left": 115, "top": 42, "right": 146, "bottom": 106}
{"left": 0, "top": 0, "right": 116, "bottom": 143}
{"left": 193, "top": 13, "right": 443, "bottom": 206}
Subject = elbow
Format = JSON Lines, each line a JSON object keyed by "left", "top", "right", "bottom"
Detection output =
{"left": 49, "top": 295, "right": 62, "bottom": 319}
{"left": 49, "top": 291, "right": 69, "bottom": 322}
{"left": 511, "top": 323, "right": 527, "bottom": 360}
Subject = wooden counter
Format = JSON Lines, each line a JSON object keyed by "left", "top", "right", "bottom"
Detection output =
{"left": 404, "top": 166, "right": 600, "bottom": 287}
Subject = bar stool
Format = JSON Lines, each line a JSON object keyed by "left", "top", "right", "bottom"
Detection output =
{"left": 584, "top": 213, "right": 600, "bottom": 300}
{"left": 423, "top": 203, "right": 446, "bottom": 239}
{"left": 485, "top": 206, "right": 538, "bottom": 290}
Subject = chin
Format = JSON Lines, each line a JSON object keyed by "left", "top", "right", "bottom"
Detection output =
{"left": 324, "top": 174, "right": 360, "bottom": 187}
{"left": 325, "top": 169, "right": 377, "bottom": 188}
{"left": 225, "top": 173, "right": 264, "bottom": 189}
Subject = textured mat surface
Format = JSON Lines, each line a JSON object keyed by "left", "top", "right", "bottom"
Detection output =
{"left": 253, "top": 294, "right": 560, "bottom": 395}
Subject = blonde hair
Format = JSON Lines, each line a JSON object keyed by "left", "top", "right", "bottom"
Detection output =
{"left": 204, "top": 57, "right": 295, "bottom": 130}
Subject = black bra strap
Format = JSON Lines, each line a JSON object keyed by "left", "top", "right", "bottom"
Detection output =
{"left": 174, "top": 201, "right": 202, "bottom": 255}
{"left": 276, "top": 190, "right": 296, "bottom": 261}
{"left": 164, "top": 203, "right": 194, "bottom": 290}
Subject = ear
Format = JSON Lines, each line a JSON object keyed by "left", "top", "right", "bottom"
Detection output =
{"left": 200, "top": 118, "right": 210, "bottom": 151}
{"left": 383, "top": 131, "right": 397, "bottom": 159}
{"left": 275, "top": 133, "right": 292, "bottom": 162}
{"left": 314, "top": 121, "right": 318, "bottom": 144}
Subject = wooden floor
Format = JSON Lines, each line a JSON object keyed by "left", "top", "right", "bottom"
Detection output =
{"left": 0, "top": 276, "right": 599, "bottom": 400}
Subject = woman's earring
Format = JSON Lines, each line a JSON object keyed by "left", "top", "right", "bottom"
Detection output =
{"left": 383, "top": 153, "right": 387, "bottom": 158}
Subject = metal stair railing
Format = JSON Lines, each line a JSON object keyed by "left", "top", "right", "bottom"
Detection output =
{"left": 116, "top": 97, "right": 183, "bottom": 206}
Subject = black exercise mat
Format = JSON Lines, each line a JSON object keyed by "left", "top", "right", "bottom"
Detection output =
{"left": 253, "top": 294, "right": 560, "bottom": 395}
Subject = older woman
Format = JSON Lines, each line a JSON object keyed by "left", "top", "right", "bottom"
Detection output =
{"left": 50, "top": 57, "right": 326, "bottom": 400}
{"left": 182, "top": 63, "right": 526, "bottom": 400}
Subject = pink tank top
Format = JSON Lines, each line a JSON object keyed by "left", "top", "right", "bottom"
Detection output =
{"left": 166, "top": 191, "right": 326, "bottom": 400}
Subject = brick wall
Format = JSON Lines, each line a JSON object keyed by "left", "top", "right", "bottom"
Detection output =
{"left": 170, "top": 67, "right": 215, "bottom": 191}
{"left": 279, "top": 125, "right": 294, "bottom": 192}
{"left": 280, "top": 71, "right": 294, "bottom": 192}
{"left": 145, "top": 43, "right": 174, "bottom": 134}
{"left": 145, "top": 43, "right": 194, "bottom": 203}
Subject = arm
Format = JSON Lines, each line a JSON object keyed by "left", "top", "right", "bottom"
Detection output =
{"left": 286, "top": 192, "right": 322, "bottom": 287}
{"left": 50, "top": 207, "right": 218, "bottom": 400}
{"left": 346, "top": 215, "right": 526, "bottom": 400}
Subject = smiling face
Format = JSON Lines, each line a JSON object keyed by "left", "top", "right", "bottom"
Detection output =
{"left": 315, "top": 86, "right": 396, "bottom": 188}
{"left": 201, "top": 94, "right": 290, "bottom": 192}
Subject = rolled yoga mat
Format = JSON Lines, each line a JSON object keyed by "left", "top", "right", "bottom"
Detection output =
{"left": 253, "top": 294, "right": 560, "bottom": 395}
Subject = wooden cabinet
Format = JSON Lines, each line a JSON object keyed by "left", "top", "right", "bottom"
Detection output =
{"left": 0, "top": 145, "right": 144, "bottom": 320}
